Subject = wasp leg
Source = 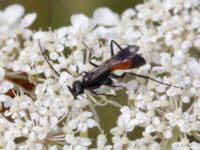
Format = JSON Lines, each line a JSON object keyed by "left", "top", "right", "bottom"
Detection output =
{"left": 83, "top": 45, "right": 98, "bottom": 67}
{"left": 103, "top": 83, "right": 124, "bottom": 88}
{"left": 102, "top": 77, "right": 124, "bottom": 88}
{"left": 89, "top": 78, "right": 124, "bottom": 97}
{"left": 111, "top": 73, "right": 126, "bottom": 79}
{"left": 128, "top": 72, "right": 182, "bottom": 88}
{"left": 89, "top": 60, "right": 98, "bottom": 67}
{"left": 88, "top": 78, "right": 117, "bottom": 96}
{"left": 88, "top": 48, "right": 99, "bottom": 67}
{"left": 74, "top": 66, "right": 88, "bottom": 77}
{"left": 83, "top": 41, "right": 99, "bottom": 67}
{"left": 90, "top": 90, "right": 115, "bottom": 97}
{"left": 110, "top": 40, "right": 123, "bottom": 57}
{"left": 112, "top": 72, "right": 182, "bottom": 89}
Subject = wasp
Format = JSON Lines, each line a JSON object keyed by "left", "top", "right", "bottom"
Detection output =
{"left": 39, "top": 40, "right": 181, "bottom": 98}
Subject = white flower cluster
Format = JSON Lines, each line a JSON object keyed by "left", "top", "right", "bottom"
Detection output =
{"left": 0, "top": 0, "right": 200, "bottom": 149}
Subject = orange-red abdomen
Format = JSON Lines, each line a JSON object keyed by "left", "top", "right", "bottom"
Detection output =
{"left": 111, "top": 60, "right": 133, "bottom": 71}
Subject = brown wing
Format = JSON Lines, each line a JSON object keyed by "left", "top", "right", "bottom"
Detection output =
{"left": 87, "top": 50, "right": 134, "bottom": 82}
{"left": 87, "top": 47, "right": 145, "bottom": 83}
{"left": 87, "top": 59, "right": 114, "bottom": 82}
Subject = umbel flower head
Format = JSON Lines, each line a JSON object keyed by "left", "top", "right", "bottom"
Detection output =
{"left": 0, "top": 1, "right": 200, "bottom": 149}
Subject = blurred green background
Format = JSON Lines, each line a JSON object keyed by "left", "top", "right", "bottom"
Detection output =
{"left": 0, "top": 0, "right": 143, "bottom": 143}
{"left": 0, "top": 0, "right": 142, "bottom": 29}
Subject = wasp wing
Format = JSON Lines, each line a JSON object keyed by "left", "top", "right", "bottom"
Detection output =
{"left": 88, "top": 49, "right": 145, "bottom": 83}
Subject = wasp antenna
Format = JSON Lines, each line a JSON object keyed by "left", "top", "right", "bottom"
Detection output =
{"left": 38, "top": 40, "right": 60, "bottom": 77}
{"left": 129, "top": 72, "right": 183, "bottom": 89}
{"left": 67, "top": 85, "right": 77, "bottom": 98}
{"left": 67, "top": 85, "right": 72, "bottom": 93}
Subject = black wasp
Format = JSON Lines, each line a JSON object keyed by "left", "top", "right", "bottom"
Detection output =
{"left": 39, "top": 40, "right": 181, "bottom": 98}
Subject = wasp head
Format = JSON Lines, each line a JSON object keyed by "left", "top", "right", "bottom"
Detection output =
{"left": 68, "top": 80, "right": 84, "bottom": 98}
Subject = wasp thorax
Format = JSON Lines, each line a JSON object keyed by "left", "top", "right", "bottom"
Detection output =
{"left": 82, "top": 73, "right": 91, "bottom": 85}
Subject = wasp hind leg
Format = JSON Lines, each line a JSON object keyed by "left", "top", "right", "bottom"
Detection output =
{"left": 112, "top": 72, "right": 182, "bottom": 89}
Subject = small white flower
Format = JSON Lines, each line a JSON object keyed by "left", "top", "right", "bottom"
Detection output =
{"left": 160, "top": 53, "right": 171, "bottom": 66}
{"left": 152, "top": 66, "right": 166, "bottom": 74}
{"left": 181, "top": 40, "right": 192, "bottom": 50}
{"left": 6, "top": 140, "right": 16, "bottom": 150}
{"left": 96, "top": 134, "right": 112, "bottom": 150}
{"left": 172, "top": 138, "right": 190, "bottom": 150}
{"left": 49, "top": 145, "right": 58, "bottom": 150}
{"left": 163, "top": 130, "right": 172, "bottom": 139}
{"left": 58, "top": 71, "right": 73, "bottom": 88}
{"left": 111, "top": 106, "right": 139, "bottom": 135}
{"left": 64, "top": 134, "right": 92, "bottom": 150}
{"left": 0, "top": 95, "right": 12, "bottom": 108}
{"left": 181, "top": 95, "right": 190, "bottom": 103}
{"left": 145, "top": 125, "right": 156, "bottom": 134}
{"left": 93, "top": 7, "right": 119, "bottom": 26}
{"left": 71, "top": 14, "right": 95, "bottom": 30}
{"left": 49, "top": 51, "right": 59, "bottom": 60}
{"left": 166, "top": 87, "right": 178, "bottom": 97}
{"left": 3, "top": 4, "right": 24, "bottom": 25}
{"left": 155, "top": 84, "right": 166, "bottom": 93}
{"left": 0, "top": 68, "right": 5, "bottom": 81}
{"left": 121, "top": 8, "right": 136, "bottom": 21}
{"left": 68, "top": 111, "right": 97, "bottom": 132}
{"left": 55, "top": 27, "right": 69, "bottom": 39}
{"left": 190, "top": 142, "right": 200, "bottom": 150}
{"left": 193, "top": 80, "right": 200, "bottom": 88}
{"left": 136, "top": 111, "right": 148, "bottom": 124}
{"left": 0, "top": 81, "right": 13, "bottom": 94}
{"left": 20, "top": 13, "right": 37, "bottom": 28}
